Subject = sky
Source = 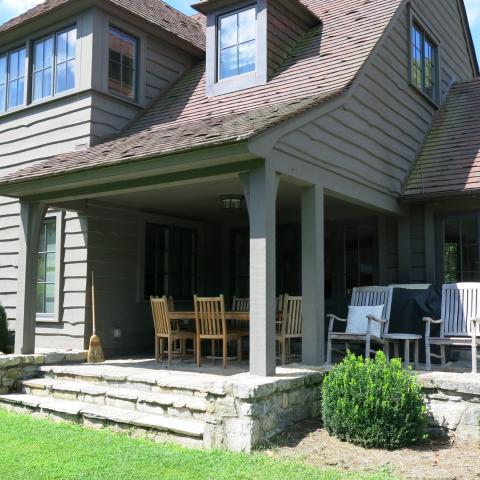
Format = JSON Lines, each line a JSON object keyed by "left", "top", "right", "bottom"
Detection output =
{"left": 0, "top": 0, "right": 479, "bottom": 61}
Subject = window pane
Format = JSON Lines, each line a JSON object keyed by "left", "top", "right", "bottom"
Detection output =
{"left": 37, "top": 254, "right": 45, "bottom": 282}
{"left": 7, "top": 80, "right": 18, "bottom": 109}
{"left": 34, "top": 41, "right": 44, "bottom": 70}
{"left": 37, "top": 283, "right": 45, "bottom": 313}
{"left": 67, "top": 28, "right": 76, "bottom": 60}
{"left": 56, "top": 62, "right": 66, "bottom": 94}
{"left": 0, "top": 83, "right": 5, "bottom": 112}
{"left": 18, "top": 48, "right": 25, "bottom": 77}
{"left": 220, "top": 45, "right": 238, "bottom": 79}
{"left": 45, "top": 284, "right": 55, "bottom": 314}
{"left": 44, "top": 38, "right": 53, "bottom": 68}
{"left": 46, "top": 221, "right": 56, "bottom": 251}
{"left": 220, "top": 13, "right": 237, "bottom": 49}
{"left": 57, "top": 31, "right": 68, "bottom": 64}
{"left": 121, "top": 65, "right": 134, "bottom": 97}
{"left": 43, "top": 68, "right": 53, "bottom": 97}
{"left": 238, "top": 8, "right": 256, "bottom": 43}
{"left": 9, "top": 51, "right": 18, "bottom": 78}
{"left": 66, "top": 60, "right": 75, "bottom": 90}
{"left": 33, "top": 72, "right": 43, "bottom": 101}
{"left": 238, "top": 40, "right": 255, "bottom": 74}
{"left": 46, "top": 252, "right": 56, "bottom": 283}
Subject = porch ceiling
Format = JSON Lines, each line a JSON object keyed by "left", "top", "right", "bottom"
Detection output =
{"left": 95, "top": 176, "right": 379, "bottom": 222}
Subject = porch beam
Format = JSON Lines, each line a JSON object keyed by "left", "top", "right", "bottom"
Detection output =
{"left": 301, "top": 184, "right": 325, "bottom": 365}
{"left": 241, "top": 166, "right": 279, "bottom": 377}
{"left": 15, "top": 200, "right": 47, "bottom": 354}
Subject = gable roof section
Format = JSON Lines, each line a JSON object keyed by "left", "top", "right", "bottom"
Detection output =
{"left": 0, "top": 0, "right": 402, "bottom": 186}
{"left": 0, "top": 0, "right": 205, "bottom": 50}
{"left": 404, "top": 79, "right": 480, "bottom": 199}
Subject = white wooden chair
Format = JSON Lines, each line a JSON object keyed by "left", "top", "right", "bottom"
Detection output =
{"left": 326, "top": 284, "right": 431, "bottom": 364}
{"left": 424, "top": 283, "right": 480, "bottom": 373}
{"left": 276, "top": 295, "right": 302, "bottom": 365}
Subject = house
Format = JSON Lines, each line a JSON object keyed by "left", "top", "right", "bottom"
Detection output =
{"left": 0, "top": 0, "right": 477, "bottom": 379}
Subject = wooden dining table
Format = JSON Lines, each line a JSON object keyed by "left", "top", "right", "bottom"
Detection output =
{"left": 169, "top": 311, "right": 250, "bottom": 321}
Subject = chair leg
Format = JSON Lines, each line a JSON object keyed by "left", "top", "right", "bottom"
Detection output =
{"left": 281, "top": 339, "right": 286, "bottom": 366}
{"left": 472, "top": 337, "right": 477, "bottom": 374}
{"left": 211, "top": 340, "right": 216, "bottom": 366}
{"left": 223, "top": 339, "right": 227, "bottom": 369}
{"left": 425, "top": 337, "right": 432, "bottom": 371}
{"left": 197, "top": 338, "right": 201, "bottom": 367}
{"left": 237, "top": 338, "right": 242, "bottom": 361}
{"left": 326, "top": 336, "right": 332, "bottom": 365}
{"left": 155, "top": 336, "right": 159, "bottom": 363}
{"left": 365, "top": 336, "right": 371, "bottom": 360}
{"left": 440, "top": 345, "right": 446, "bottom": 368}
{"left": 159, "top": 338, "right": 165, "bottom": 362}
{"left": 168, "top": 338, "right": 173, "bottom": 367}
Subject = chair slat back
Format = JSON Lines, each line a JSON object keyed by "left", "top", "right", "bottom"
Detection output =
{"left": 281, "top": 295, "right": 303, "bottom": 335}
{"left": 194, "top": 295, "right": 227, "bottom": 336}
{"left": 441, "top": 283, "right": 480, "bottom": 337}
{"left": 232, "top": 296, "right": 249, "bottom": 311}
{"left": 277, "top": 294, "right": 285, "bottom": 313}
{"left": 168, "top": 296, "right": 175, "bottom": 312}
{"left": 150, "top": 296, "right": 172, "bottom": 336}
{"left": 351, "top": 286, "right": 391, "bottom": 320}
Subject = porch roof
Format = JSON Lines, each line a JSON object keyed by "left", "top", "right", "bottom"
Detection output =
{"left": 403, "top": 78, "right": 480, "bottom": 199}
{"left": 0, "top": 0, "right": 205, "bottom": 50}
{"left": 0, "top": 0, "right": 402, "bottom": 191}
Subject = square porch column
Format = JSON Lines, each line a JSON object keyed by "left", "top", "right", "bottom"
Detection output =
{"left": 301, "top": 184, "right": 325, "bottom": 365}
{"left": 15, "top": 201, "right": 47, "bottom": 354}
{"left": 241, "top": 167, "right": 279, "bottom": 376}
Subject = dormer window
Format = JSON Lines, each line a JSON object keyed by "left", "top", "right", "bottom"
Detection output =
{"left": 0, "top": 46, "right": 26, "bottom": 111}
{"left": 218, "top": 6, "right": 256, "bottom": 80}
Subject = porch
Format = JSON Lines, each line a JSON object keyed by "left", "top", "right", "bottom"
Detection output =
{"left": 12, "top": 157, "right": 402, "bottom": 375}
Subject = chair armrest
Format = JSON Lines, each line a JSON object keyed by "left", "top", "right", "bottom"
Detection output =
{"left": 366, "top": 315, "right": 386, "bottom": 324}
{"left": 423, "top": 317, "right": 443, "bottom": 324}
{"left": 326, "top": 314, "right": 346, "bottom": 333}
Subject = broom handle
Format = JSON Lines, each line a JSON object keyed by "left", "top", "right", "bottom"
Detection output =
{"left": 91, "top": 271, "right": 96, "bottom": 335}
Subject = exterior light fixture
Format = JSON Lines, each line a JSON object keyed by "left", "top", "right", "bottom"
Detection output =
{"left": 220, "top": 195, "right": 245, "bottom": 211}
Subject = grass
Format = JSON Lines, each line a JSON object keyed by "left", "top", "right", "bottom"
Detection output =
{"left": 0, "top": 409, "right": 396, "bottom": 480}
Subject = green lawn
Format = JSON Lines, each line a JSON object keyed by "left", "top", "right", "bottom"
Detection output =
{"left": 0, "top": 410, "right": 395, "bottom": 480}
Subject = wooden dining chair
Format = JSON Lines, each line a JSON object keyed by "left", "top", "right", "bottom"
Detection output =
{"left": 276, "top": 295, "right": 303, "bottom": 365}
{"left": 194, "top": 295, "right": 243, "bottom": 368}
{"left": 232, "top": 296, "right": 249, "bottom": 311}
{"left": 150, "top": 296, "right": 196, "bottom": 366}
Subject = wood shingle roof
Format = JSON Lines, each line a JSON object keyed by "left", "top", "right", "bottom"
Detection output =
{"left": 404, "top": 79, "right": 480, "bottom": 198}
{"left": 0, "top": 0, "right": 402, "bottom": 185}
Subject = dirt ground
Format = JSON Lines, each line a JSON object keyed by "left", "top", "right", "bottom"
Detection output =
{"left": 267, "top": 420, "right": 480, "bottom": 480}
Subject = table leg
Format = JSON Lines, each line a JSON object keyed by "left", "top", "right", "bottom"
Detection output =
{"left": 394, "top": 341, "right": 400, "bottom": 358}
{"left": 414, "top": 340, "right": 420, "bottom": 370}
{"left": 404, "top": 340, "right": 410, "bottom": 369}
{"left": 383, "top": 341, "right": 390, "bottom": 361}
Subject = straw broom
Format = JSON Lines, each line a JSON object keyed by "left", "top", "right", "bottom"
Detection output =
{"left": 87, "top": 271, "right": 104, "bottom": 363}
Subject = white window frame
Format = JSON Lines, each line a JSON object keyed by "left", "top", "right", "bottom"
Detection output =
{"left": 205, "top": 0, "right": 267, "bottom": 96}
{"left": 36, "top": 211, "right": 64, "bottom": 323}
{"left": 0, "top": 45, "right": 27, "bottom": 112}
{"left": 31, "top": 25, "right": 77, "bottom": 103}
{"left": 408, "top": 9, "right": 441, "bottom": 106}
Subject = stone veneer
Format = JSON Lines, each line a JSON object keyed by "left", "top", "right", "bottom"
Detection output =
{"left": 0, "top": 351, "right": 87, "bottom": 394}
{"left": 417, "top": 371, "right": 480, "bottom": 442}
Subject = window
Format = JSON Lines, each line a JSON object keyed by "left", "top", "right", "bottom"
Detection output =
{"left": 32, "top": 27, "right": 76, "bottom": 101}
{"left": 0, "top": 47, "right": 26, "bottom": 111}
{"left": 108, "top": 27, "right": 137, "bottom": 100}
{"left": 218, "top": 6, "right": 256, "bottom": 80}
{"left": 144, "top": 224, "right": 197, "bottom": 301}
{"left": 411, "top": 23, "right": 437, "bottom": 101}
{"left": 441, "top": 214, "right": 480, "bottom": 283}
{"left": 36, "top": 218, "right": 57, "bottom": 315}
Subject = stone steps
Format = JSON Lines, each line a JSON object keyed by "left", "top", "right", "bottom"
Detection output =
{"left": 0, "top": 391, "right": 205, "bottom": 447}
{"left": 21, "top": 378, "right": 209, "bottom": 419}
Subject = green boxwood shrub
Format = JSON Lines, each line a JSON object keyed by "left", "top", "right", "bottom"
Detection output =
{"left": 322, "top": 351, "right": 426, "bottom": 449}
{"left": 0, "top": 303, "right": 8, "bottom": 353}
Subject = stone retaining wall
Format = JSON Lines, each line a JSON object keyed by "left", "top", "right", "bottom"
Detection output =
{"left": 0, "top": 351, "right": 87, "bottom": 394}
{"left": 417, "top": 372, "right": 480, "bottom": 442}
{"left": 204, "top": 369, "right": 324, "bottom": 451}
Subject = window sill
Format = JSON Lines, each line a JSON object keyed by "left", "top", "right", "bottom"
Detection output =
{"left": 36, "top": 314, "right": 60, "bottom": 324}
{"left": 409, "top": 82, "right": 439, "bottom": 109}
{"left": 208, "top": 71, "right": 262, "bottom": 96}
